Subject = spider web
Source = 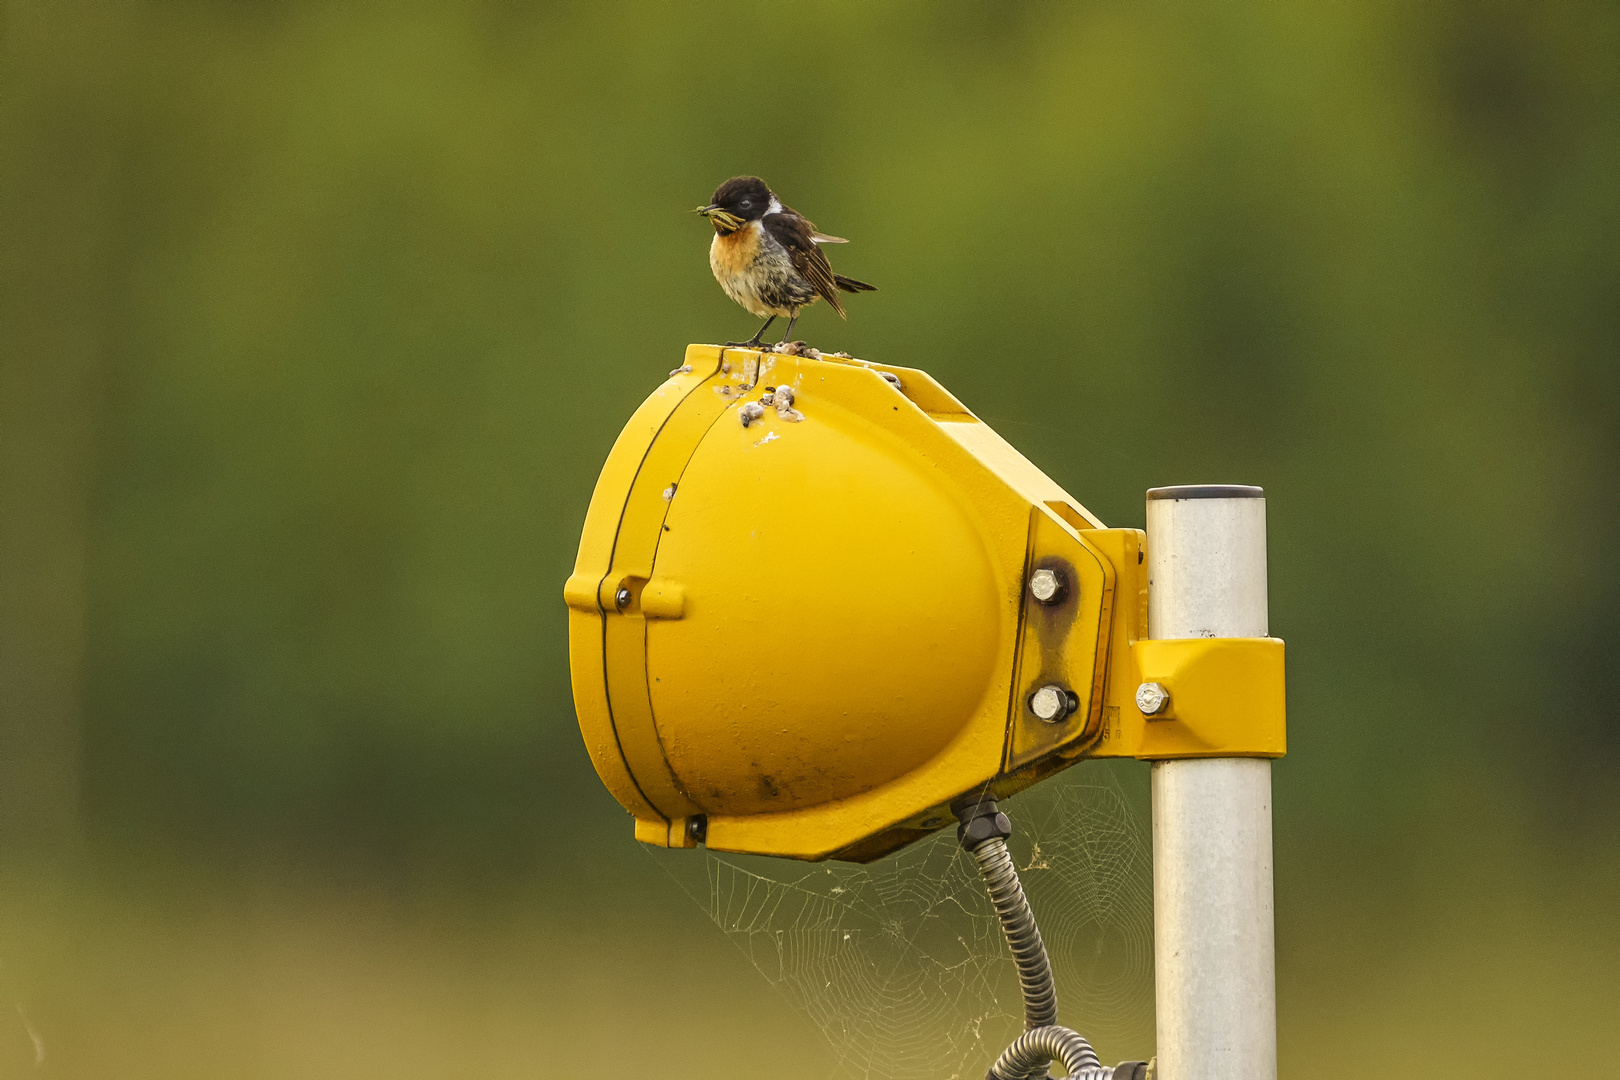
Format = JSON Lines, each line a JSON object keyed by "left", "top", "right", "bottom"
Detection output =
{"left": 648, "top": 766, "right": 1154, "bottom": 1079}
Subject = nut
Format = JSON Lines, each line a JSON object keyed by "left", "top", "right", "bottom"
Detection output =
{"left": 957, "top": 810, "right": 1012, "bottom": 851}
{"left": 1029, "top": 567, "right": 1066, "bottom": 604}
{"left": 1135, "top": 682, "right": 1170, "bottom": 717}
{"left": 1029, "top": 684, "right": 1072, "bottom": 722}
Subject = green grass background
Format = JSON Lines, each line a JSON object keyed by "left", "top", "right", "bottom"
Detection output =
{"left": 3, "top": 1, "right": 1618, "bottom": 1076}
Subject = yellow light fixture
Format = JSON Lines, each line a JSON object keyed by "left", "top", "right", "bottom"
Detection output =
{"left": 565, "top": 345, "right": 1283, "bottom": 862}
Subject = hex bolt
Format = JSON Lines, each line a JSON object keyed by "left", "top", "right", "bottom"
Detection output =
{"left": 1029, "top": 684, "right": 1073, "bottom": 723}
{"left": 615, "top": 586, "right": 632, "bottom": 609}
{"left": 1135, "top": 681, "right": 1170, "bottom": 717}
{"left": 1029, "top": 567, "right": 1066, "bottom": 604}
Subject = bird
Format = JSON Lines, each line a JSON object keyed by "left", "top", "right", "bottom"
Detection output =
{"left": 695, "top": 176, "right": 876, "bottom": 348}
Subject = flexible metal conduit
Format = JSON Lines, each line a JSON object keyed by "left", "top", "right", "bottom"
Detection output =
{"left": 969, "top": 837, "right": 1061, "bottom": 1030}
{"left": 958, "top": 800, "right": 1143, "bottom": 1080}
{"left": 988, "top": 1025, "right": 1112, "bottom": 1080}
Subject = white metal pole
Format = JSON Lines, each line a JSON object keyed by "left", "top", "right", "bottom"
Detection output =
{"left": 1146, "top": 485, "right": 1276, "bottom": 1080}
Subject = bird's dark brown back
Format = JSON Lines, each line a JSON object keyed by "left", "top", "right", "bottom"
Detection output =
{"left": 762, "top": 212, "right": 847, "bottom": 316}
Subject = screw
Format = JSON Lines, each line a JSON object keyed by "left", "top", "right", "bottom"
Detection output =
{"left": 1029, "top": 567, "right": 1066, "bottom": 604}
{"left": 1029, "top": 684, "right": 1072, "bottom": 722}
{"left": 615, "top": 586, "right": 632, "bottom": 609}
{"left": 1136, "top": 682, "right": 1170, "bottom": 717}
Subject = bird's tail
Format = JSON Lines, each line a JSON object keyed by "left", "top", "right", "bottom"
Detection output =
{"left": 834, "top": 274, "right": 877, "bottom": 293}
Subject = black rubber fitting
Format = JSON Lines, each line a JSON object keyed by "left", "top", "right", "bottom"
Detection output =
{"left": 952, "top": 796, "right": 1011, "bottom": 851}
{"left": 686, "top": 815, "right": 707, "bottom": 843}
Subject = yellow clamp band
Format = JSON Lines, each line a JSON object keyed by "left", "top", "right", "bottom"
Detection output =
{"left": 1124, "top": 637, "right": 1286, "bottom": 760}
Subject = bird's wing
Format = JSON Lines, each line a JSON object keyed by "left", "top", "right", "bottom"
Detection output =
{"left": 811, "top": 232, "right": 848, "bottom": 244}
{"left": 763, "top": 212, "right": 845, "bottom": 316}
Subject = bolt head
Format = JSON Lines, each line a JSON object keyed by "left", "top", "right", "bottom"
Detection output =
{"left": 615, "top": 587, "right": 632, "bottom": 609}
{"left": 1029, "top": 684, "right": 1071, "bottom": 722}
{"left": 1135, "top": 681, "right": 1170, "bottom": 716}
{"left": 1029, "top": 567, "right": 1066, "bottom": 604}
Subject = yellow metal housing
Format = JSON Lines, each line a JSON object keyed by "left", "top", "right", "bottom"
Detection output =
{"left": 566, "top": 345, "right": 1283, "bottom": 862}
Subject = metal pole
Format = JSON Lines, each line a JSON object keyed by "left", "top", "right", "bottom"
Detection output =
{"left": 1146, "top": 485, "right": 1276, "bottom": 1080}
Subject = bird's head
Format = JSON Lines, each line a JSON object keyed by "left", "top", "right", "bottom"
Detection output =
{"left": 694, "top": 175, "right": 774, "bottom": 234}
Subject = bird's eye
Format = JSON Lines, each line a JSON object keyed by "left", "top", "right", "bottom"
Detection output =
{"left": 740, "top": 200, "right": 752, "bottom": 209}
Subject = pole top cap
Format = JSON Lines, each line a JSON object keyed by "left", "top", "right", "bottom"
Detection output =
{"left": 1147, "top": 484, "right": 1264, "bottom": 501}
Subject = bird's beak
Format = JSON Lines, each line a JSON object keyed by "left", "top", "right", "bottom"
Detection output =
{"left": 694, "top": 203, "right": 721, "bottom": 216}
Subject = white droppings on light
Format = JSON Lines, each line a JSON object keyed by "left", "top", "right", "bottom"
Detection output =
{"left": 754, "top": 430, "right": 779, "bottom": 447}
{"left": 668, "top": 364, "right": 692, "bottom": 377}
{"left": 739, "top": 401, "right": 766, "bottom": 427}
{"left": 662, "top": 484, "right": 677, "bottom": 500}
{"left": 775, "top": 384, "right": 805, "bottom": 422}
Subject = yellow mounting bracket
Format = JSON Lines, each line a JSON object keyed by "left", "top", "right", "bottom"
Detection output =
{"left": 566, "top": 345, "right": 1285, "bottom": 863}
{"left": 1089, "top": 637, "right": 1286, "bottom": 760}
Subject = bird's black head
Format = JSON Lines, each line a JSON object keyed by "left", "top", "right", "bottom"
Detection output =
{"left": 695, "top": 175, "right": 774, "bottom": 233}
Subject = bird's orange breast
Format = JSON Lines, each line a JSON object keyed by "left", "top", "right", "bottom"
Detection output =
{"left": 710, "top": 222, "right": 760, "bottom": 276}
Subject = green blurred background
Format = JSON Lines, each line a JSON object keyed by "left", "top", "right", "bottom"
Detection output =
{"left": 3, "top": 0, "right": 1618, "bottom": 1075}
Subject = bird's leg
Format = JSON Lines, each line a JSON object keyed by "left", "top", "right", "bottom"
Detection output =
{"left": 725, "top": 315, "right": 775, "bottom": 349}
{"left": 779, "top": 312, "right": 799, "bottom": 345}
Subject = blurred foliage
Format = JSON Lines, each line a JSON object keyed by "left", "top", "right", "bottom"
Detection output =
{"left": 3, "top": 0, "right": 1619, "bottom": 1076}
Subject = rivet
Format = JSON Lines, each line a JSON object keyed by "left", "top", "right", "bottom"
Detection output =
{"left": 615, "top": 587, "right": 632, "bottom": 609}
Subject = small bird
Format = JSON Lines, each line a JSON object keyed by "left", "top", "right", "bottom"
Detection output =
{"left": 695, "top": 176, "right": 875, "bottom": 348}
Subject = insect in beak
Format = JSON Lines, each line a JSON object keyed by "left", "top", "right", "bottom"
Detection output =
{"left": 694, "top": 204, "right": 745, "bottom": 231}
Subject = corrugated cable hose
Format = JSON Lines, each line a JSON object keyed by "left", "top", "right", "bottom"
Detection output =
{"left": 963, "top": 810, "right": 1149, "bottom": 1080}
